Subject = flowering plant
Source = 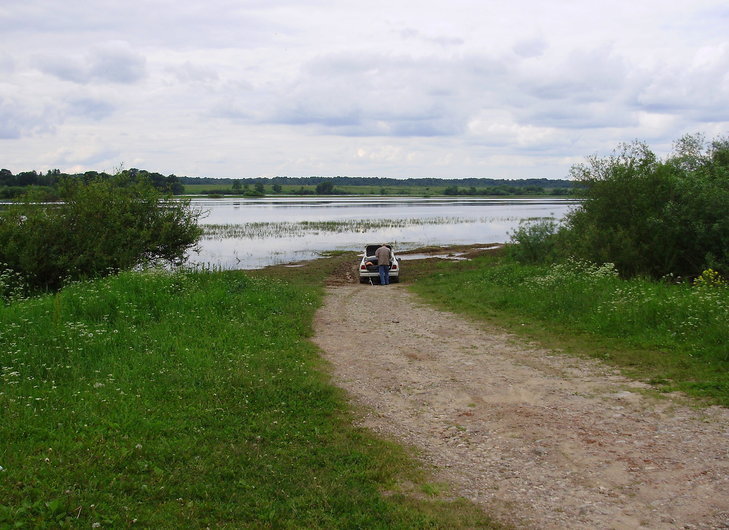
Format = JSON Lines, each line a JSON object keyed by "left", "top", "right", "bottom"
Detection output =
{"left": 693, "top": 268, "right": 725, "bottom": 288}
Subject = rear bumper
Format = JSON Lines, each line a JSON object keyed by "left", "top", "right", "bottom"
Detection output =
{"left": 359, "top": 264, "right": 399, "bottom": 283}
{"left": 359, "top": 270, "right": 399, "bottom": 278}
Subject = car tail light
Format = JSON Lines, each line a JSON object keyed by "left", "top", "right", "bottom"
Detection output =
{"left": 391, "top": 264, "right": 397, "bottom": 270}
{"left": 360, "top": 264, "right": 367, "bottom": 270}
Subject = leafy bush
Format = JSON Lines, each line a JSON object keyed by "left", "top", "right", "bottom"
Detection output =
{"left": 315, "top": 180, "right": 336, "bottom": 194}
{"left": 0, "top": 263, "right": 27, "bottom": 302}
{"left": 563, "top": 134, "right": 729, "bottom": 278}
{"left": 0, "top": 175, "right": 202, "bottom": 290}
{"left": 507, "top": 219, "right": 560, "bottom": 264}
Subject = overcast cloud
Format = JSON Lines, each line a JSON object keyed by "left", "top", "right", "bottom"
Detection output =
{"left": 1, "top": 0, "right": 728, "bottom": 178}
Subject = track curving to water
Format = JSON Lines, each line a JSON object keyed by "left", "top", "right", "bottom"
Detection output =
{"left": 312, "top": 278, "right": 729, "bottom": 529}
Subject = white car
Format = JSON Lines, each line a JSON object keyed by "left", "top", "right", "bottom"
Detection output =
{"left": 359, "top": 244, "right": 400, "bottom": 284}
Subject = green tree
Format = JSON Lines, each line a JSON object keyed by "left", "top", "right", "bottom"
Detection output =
{"left": 0, "top": 175, "right": 202, "bottom": 290}
{"left": 16, "top": 171, "right": 39, "bottom": 186}
{"left": 0, "top": 169, "right": 13, "bottom": 186}
{"left": 315, "top": 181, "right": 335, "bottom": 194}
{"left": 562, "top": 135, "right": 729, "bottom": 278}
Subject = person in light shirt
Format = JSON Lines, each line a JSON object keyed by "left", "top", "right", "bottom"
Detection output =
{"left": 374, "top": 243, "right": 392, "bottom": 285}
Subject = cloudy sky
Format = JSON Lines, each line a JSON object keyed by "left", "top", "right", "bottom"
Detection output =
{"left": 2, "top": 1, "right": 728, "bottom": 179}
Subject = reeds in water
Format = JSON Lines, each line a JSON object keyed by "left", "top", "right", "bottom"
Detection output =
{"left": 202, "top": 217, "right": 522, "bottom": 240}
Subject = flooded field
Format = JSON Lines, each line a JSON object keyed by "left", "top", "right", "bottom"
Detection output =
{"left": 187, "top": 196, "right": 577, "bottom": 269}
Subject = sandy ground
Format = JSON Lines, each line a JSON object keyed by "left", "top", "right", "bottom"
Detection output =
{"left": 312, "top": 274, "right": 729, "bottom": 529}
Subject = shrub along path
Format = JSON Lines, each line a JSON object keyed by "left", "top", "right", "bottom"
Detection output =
{"left": 312, "top": 279, "right": 729, "bottom": 529}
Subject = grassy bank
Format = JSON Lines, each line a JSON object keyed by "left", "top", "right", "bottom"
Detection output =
{"left": 409, "top": 253, "right": 729, "bottom": 406}
{"left": 0, "top": 258, "right": 494, "bottom": 528}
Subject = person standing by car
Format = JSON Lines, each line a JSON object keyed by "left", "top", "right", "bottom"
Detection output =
{"left": 375, "top": 243, "right": 392, "bottom": 285}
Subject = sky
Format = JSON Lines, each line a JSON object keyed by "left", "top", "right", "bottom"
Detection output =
{"left": 1, "top": 1, "right": 728, "bottom": 179}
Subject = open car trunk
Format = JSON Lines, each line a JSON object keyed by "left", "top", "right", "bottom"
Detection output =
{"left": 360, "top": 244, "right": 399, "bottom": 283}
{"left": 365, "top": 244, "right": 388, "bottom": 256}
{"left": 364, "top": 245, "right": 390, "bottom": 271}
{"left": 363, "top": 256, "right": 380, "bottom": 272}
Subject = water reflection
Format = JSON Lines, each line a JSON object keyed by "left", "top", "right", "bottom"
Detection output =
{"left": 187, "top": 196, "right": 577, "bottom": 270}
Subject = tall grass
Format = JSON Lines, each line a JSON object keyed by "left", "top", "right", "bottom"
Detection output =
{"left": 1, "top": 266, "right": 494, "bottom": 527}
{"left": 202, "top": 217, "right": 520, "bottom": 240}
{"left": 411, "top": 256, "right": 729, "bottom": 405}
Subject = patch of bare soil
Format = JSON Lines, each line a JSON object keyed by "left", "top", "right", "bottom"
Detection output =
{"left": 312, "top": 279, "right": 729, "bottom": 529}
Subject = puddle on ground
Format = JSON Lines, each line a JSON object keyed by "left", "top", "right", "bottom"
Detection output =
{"left": 399, "top": 246, "right": 502, "bottom": 261}
{"left": 399, "top": 253, "right": 471, "bottom": 261}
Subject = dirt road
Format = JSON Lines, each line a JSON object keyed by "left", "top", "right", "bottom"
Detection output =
{"left": 312, "top": 281, "right": 729, "bottom": 529}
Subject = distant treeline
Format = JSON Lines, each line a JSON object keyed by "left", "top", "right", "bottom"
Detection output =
{"left": 1, "top": 169, "right": 576, "bottom": 199}
{"left": 442, "top": 184, "right": 572, "bottom": 196}
{"left": 181, "top": 176, "right": 576, "bottom": 197}
{"left": 179, "top": 175, "right": 574, "bottom": 189}
{"left": 0, "top": 168, "right": 184, "bottom": 199}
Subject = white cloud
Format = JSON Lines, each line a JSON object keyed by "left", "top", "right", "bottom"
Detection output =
{"left": 0, "top": 52, "right": 15, "bottom": 74}
{"left": 167, "top": 61, "right": 220, "bottom": 85}
{"left": 87, "top": 41, "right": 146, "bottom": 83}
{"left": 637, "top": 43, "right": 729, "bottom": 121}
{"left": 400, "top": 28, "right": 465, "bottom": 49}
{"left": 467, "top": 110, "right": 562, "bottom": 150}
{"left": 65, "top": 98, "right": 116, "bottom": 121}
{"left": 1, "top": 0, "right": 728, "bottom": 177}
{"left": 33, "top": 41, "right": 146, "bottom": 84}
{"left": 0, "top": 96, "right": 59, "bottom": 139}
{"left": 513, "top": 37, "right": 548, "bottom": 59}
{"left": 48, "top": 143, "right": 121, "bottom": 168}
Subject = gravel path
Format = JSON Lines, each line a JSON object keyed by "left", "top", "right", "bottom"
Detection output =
{"left": 312, "top": 282, "right": 729, "bottom": 529}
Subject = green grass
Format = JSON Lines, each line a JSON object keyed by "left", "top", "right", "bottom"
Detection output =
{"left": 409, "top": 253, "right": 729, "bottom": 406}
{"left": 0, "top": 257, "right": 496, "bottom": 528}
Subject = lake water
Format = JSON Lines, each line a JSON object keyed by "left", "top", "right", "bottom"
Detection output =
{"left": 187, "top": 196, "right": 578, "bottom": 269}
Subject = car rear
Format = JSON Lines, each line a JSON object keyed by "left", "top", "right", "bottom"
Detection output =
{"left": 359, "top": 244, "right": 399, "bottom": 283}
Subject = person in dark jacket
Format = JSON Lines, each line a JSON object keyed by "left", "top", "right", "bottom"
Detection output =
{"left": 374, "top": 243, "right": 391, "bottom": 285}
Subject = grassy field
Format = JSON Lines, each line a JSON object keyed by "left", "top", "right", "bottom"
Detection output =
{"left": 0, "top": 255, "right": 496, "bottom": 528}
{"left": 408, "top": 251, "right": 729, "bottom": 406}
{"left": 7, "top": 245, "right": 724, "bottom": 527}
